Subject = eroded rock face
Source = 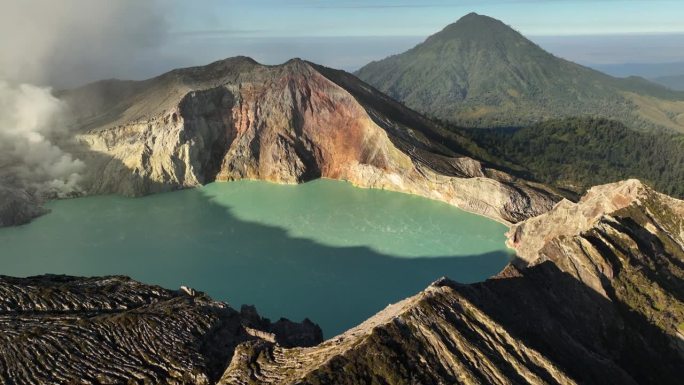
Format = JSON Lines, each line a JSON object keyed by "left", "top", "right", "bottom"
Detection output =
{"left": 0, "top": 275, "right": 322, "bottom": 385}
{"left": 218, "top": 180, "right": 684, "bottom": 385}
{"left": 62, "top": 57, "right": 558, "bottom": 224}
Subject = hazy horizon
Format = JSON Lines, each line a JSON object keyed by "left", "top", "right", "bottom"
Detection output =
{"left": 2, "top": 1, "right": 684, "bottom": 88}
{"left": 47, "top": 32, "right": 684, "bottom": 89}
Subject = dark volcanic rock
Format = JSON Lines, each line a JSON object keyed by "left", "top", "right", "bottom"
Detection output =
{"left": 0, "top": 275, "right": 321, "bottom": 385}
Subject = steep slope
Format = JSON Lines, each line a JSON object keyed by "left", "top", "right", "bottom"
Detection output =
{"left": 509, "top": 179, "right": 684, "bottom": 306}
{"left": 58, "top": 57, "right": 558, "bottom": 223}
{"left": 219, "top": 180, "right": 684, "bottom": 385}
{"left": 356, "top": 13, "right": 684, "bottom": 132}
{"left": 0, "top": 275, "right": 322, "bottom": 385}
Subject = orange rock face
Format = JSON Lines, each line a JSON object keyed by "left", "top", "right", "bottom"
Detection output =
{"left": 213, "top": 62, "right": 394, "bottom": 183}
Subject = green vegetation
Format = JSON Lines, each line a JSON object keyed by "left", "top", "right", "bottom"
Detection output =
{"left": 356, "top": 13, "right": 684, "bottom": 132}
{"left": 464, "top": 117, "right": 684, "bottom": 198}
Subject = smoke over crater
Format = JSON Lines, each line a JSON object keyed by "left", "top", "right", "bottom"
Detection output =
{"left": 1, "top": 0, "right": 169, "bottom": 88}
{"left": 0, "top": 0, "right": 170, "bottom": 217}
{"left": 0, "top": 81, "right": 84, "bottom": 198}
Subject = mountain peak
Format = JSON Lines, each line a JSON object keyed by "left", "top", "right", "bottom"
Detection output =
{"left": 356, "top": 13, "right": 684, "bottom": 130}
{"left": 458, "top": 12, "right": 498, "bottom": 24}
{"left": 283, "top": 57, "right": 313, "bottom": 69}
{"left": 429, "top": 12, "right": 522, "bottom": 43}
{"left": 455, "top": 12, "right": 510, "bottom": 28}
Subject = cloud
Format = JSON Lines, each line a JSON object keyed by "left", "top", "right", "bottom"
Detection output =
{"left": 0, "top": 0, "right": 169, "bottom": 88}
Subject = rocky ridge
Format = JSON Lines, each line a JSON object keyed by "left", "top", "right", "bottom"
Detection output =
{"left": 218, "top": 179, "right": 684, "bottom": 384}
{"left": 59, "top": 57, "right": 558, "bottom": 224}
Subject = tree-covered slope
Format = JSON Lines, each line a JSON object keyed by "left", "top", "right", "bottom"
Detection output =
{"left": 356, "top": 13, "right": 684, "bottom": 132}
{"left": 465, "top": 117, "right": 684, "bottom": 198}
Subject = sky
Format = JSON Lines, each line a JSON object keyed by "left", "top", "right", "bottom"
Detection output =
{"left": 2, "top": 0, "right": 683, "bottom": 87}
{"left": 165, "top": 0, "right": 684, "bottom": 77}
{"left": 170, "top": 0, "right": 684, "bottom": 37}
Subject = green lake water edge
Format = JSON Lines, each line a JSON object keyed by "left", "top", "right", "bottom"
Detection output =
{"left": 0, "top": 179, "right": 514, "bottom": 336}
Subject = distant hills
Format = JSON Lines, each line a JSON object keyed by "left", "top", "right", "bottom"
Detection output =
{"left": 654, "top": 74, "right": 684, "bottom": 91}
{"left": 591, "top": 61, "right": 684, "bottom": 80}
{"left": 356, "top": 13, "right": 684, "bottom": 132}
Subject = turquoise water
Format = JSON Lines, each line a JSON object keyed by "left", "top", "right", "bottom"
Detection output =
{"left": 0, "top": 179, "right": 513, "bottom": 336}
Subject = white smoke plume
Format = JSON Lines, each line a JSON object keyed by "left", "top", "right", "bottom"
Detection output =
{"left": 0, "top": 1, "right": 169, "bottom": 202}
{"left": 0, "top": 80, "right": 85, "bottom": 199}
{"left": 0, "top": 81, "right": 84, "bottom": 198}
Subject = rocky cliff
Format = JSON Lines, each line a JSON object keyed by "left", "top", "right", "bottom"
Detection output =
{"left": 2, "top": 180, "right": 682, "bottom": 384}
{"left": 0, "top": 185, "right": 47, "bottom": 227}
{"left": 508, "top": 179, "right": 684, "bottom": 337}
{"left": 0, "top": 275, "right": 321, "bottom": 385}
{"left": 59, "top": 57, "right": 558, "bottom": 224}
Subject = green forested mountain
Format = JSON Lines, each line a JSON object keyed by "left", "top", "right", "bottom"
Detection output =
{"left": 356, "top": 13, "right": 684, "bottom": 132}
{"left": 464, "top": 117, "right": 684, "bottom": 198}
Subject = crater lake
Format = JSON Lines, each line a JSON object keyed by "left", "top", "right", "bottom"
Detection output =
{"left": 0, "top": 179, "right": 513, "bottom": 336}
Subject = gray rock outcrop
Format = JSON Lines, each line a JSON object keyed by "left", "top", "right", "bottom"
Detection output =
{"left": 0, "top": 184, "right": 47, "bottom": 227}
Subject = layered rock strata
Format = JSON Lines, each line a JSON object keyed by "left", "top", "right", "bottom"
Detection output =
{"left": 0, "top": 275, "right": 321, "bottom": 385}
